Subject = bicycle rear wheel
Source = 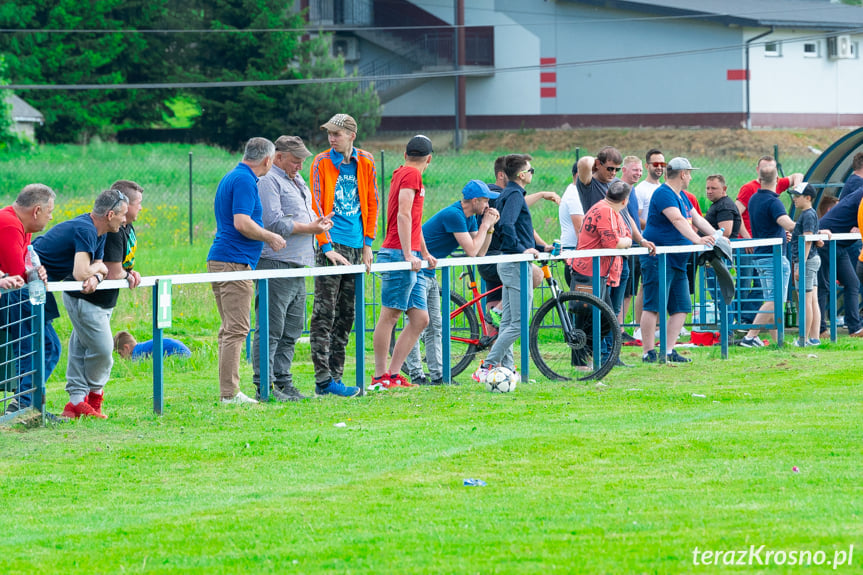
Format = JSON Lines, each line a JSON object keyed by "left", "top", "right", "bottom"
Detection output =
{"left": 529, "top": 291, "right": 621, "bottom": 381}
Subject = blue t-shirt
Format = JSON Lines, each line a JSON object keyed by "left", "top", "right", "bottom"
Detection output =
{"left": 421, "top": 201, "right": 478, "bottom": 277}
{"left": 749, "top": 189, "right": 788, "bottom": 256}
{"left": 643, "top": 184, "right": 694, "bottom": 270}
{"left": 207, "top": 163, "right": 265, "bottom": 267}
{"left": 820, "top": 187, "right": 863, "bottom": 246}
{"left": 838, "top": 173, "right": 863, "bottom": 200}
{"left": 328, "top": 148, "right": 363, "bottom": 249}
{"left": 625, "top": 187, "right": 640, "bottom": 230}
{"left": 32, "top": 213, "right": 106, "bottom": 321}
{"left": 132, "top": 338, "right": 192, "bottom": 360}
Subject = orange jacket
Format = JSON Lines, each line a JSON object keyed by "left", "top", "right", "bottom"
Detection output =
{"left": 310, "top": 147, "right": 379, "bottom": 249}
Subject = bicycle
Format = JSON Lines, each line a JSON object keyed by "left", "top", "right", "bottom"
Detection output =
{"left": 445, "top": 259, "right": 621, "bottom": 381}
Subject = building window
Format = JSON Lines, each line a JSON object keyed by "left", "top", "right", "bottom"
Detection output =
{"left": 803, "top": 41, "right": 819, "bottom": 58}
{"left": 764, "top": 41, "right": 781, "bottom": 57}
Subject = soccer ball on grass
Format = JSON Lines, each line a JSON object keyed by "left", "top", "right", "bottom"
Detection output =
{"left": 485, "top": 366, "right": 518, "bottom": 393}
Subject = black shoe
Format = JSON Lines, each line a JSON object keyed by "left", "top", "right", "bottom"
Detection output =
{"left": 642, "top": 350, "right": 658, "bottom": 363}
{"left": 273, "top": 383, "right": 307, "bottom": 401}
{"left": 665, "top": 349, "right": 692, "bottom": 363}
{"left": 430, "top": 378, "right": 445, "bottom": 385}
{"left": 412, "top": 375, "right": 431, "bottom": 386}
{"left": 620, "top": 331, "right": 637, "bottom": 344}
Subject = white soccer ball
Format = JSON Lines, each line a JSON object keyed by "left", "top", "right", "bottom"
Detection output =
{"left": 485, "top": 366, "right": 518, "bottom": 393}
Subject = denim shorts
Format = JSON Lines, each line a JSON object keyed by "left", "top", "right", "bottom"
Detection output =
{"left": 639, "top": 255, "right": 691, "bottom": 315}
{"left": 797, "top": 253, "right": 821, "bottom": 293}
{"left": 377, "top": 248, "right": 427, "bottom": 311}
{"left": 755, "top": 255, "right": 791, "bottom": 301}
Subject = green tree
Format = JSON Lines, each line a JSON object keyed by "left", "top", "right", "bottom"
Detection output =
{"left": 186, "top": 1, "right": 380, "bottom": 149}
{"left": 0, "top": 55, "right": 15, "bottom": 149}
{"left": 0, "top": 0, "right": 175, "bottom": 142}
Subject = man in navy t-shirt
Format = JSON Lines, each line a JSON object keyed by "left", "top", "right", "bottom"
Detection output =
{"left": 740, "top": 164, "right": 796, "bottom": 347}
{"left": 33, "top": 189, "right": 129, "bottom": 419}
{"left": 206, "top": 138, "right": 286, "bottom": 405}
{"left": 816, "top": 152, "right": 863, "bottom": 338}
{"left": 403, "top": 180, "right": 500, "bottom": 385}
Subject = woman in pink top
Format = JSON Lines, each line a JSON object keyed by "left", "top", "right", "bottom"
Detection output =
{"left": 570, "top": 180, "right": 634, "bottom": 300}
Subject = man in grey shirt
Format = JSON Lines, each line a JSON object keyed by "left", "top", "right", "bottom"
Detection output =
{"left": 253, "top": 135, "right": 333, "bottom": 401}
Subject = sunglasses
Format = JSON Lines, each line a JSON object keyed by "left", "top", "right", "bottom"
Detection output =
{"left": 602, "top": 164, "right": 621, "bottom": 174}
{"left": 109, "top": 189, "right": 129, "bottom": 213}
{"left": 521, "top": 167, "right": 535, "bottom": 175}
{"left": 650, "top": 162, "right": 667, "bottom": 168}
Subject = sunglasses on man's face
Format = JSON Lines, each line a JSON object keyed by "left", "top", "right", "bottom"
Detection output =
{"left": 602, "top": 164, "right": 621, "bottom": 174}
{"left": 521, "top": 167, "right": 535, "bottom": 175}
{"left": 650, "top": 162, "right": 667, "bottom": 168}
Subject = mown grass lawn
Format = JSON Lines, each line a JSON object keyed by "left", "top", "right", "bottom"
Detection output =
{"left": 2, "top": 337, "right": 861, "bottom": 574}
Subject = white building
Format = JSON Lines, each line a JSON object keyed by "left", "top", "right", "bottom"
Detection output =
{"left": 304, "top": 0, "right": 863, "bottom": 130}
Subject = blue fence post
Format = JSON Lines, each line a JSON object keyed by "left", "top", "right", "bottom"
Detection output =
{"left": 772, "top": 243, "right": 784, "bottom": 347}
{"left": 718, "top": 293, "right": 729, "bottom": 359}
{"left": 33, "top": 302, "right": 45, "bottom": 420}
{"left": 797, "top": 236, "right": 807, "bottom": 345}
{"left": 258, "top": 278, "right": 270, "bottom": 403}
{"left": 591, "top": 255, "right": 602, "bottom": 370}
{"left": 355, "top": 272, "right": 366, "bottom": 392}
{"left": 441, "top": 268, "right": 452, "bottom": 383}
{"left": 658, "top": 253, "right": 668, "bottom": 358}
{"left": 829, "top": 239, "right": 837, "bottom": 342}
{"left": 519, "top": 260, "right": 530, "bottom": 379}
{"left": 152, "top": 282, "right": 164, "bottom": 415}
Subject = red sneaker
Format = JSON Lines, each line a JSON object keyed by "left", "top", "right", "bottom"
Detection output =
{"left": 389, "top": 373, "right": 417, "bottom": 388}
{"left": 61, "top": 401, "right": 108, "bottom": 419}
{"left": 369, "top": 374, "right": 392, "bottom": 391}
{"left": 85, "top": 392, "right": 104, "bottom": 416}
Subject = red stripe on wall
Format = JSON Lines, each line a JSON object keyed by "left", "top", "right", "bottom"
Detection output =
{"left": 726, "top": 69, "right": 749, "bottom": 81}
{"left": 540, "top": 87, "right": 557, "bottom": 98}
{"left": 540, "top": 57, "right": 557, "bottom": 67}
{"left": 540, "top": 72, "right": 557, "bottom": 83}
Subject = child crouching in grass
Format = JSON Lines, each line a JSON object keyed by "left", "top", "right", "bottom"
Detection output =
{"left": 114, "top": 330, "right": 192, "bottom": 360}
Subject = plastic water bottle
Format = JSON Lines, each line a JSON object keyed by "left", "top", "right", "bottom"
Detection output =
{"left": 26, "top": 245, "right": 46, "bottom": 305}
{"left": 714, "top": 227, "right": 725, "bottom": 241}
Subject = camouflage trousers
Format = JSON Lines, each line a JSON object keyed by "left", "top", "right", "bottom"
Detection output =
{"left": 310, "top": 243, "right": 363, "bottom": 385}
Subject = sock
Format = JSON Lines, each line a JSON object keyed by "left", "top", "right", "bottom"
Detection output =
{"left": 69, "top": 393, "right": 86, "bottom": 405}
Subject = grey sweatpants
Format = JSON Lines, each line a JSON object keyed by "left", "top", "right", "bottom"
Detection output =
{"left": 63, "top": 293, "right": 114, "bottom": 402}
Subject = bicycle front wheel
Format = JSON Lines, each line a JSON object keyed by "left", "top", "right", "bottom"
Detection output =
{"left": 529, "top": 291, "right": 621, "bottom": 381}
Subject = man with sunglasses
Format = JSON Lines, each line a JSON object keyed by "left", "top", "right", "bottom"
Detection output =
{"left": 32, "top": 189, "right": 131, "bottom": 418}
{"left": 635, "top": 149, "right": 666, "bottom": 231}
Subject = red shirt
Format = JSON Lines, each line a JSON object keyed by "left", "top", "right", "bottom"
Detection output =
{"left": 382, "top": 165, "right": 425, "bottom": 251}
{"left": 737, "top": 177, "right": 791, "bottom": 235}
{"left": 683, "top": 190, "right": 703, "bottom": 217}
{"left": 571, "top": 201, "right": 631, "bottom": 287}
{"left": 0, "top": 205, "right": 30, "bottom": 279}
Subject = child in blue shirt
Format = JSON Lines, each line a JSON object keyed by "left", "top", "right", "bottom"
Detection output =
{"left": 114, "top": 330, "right": 191, "bottom": 360}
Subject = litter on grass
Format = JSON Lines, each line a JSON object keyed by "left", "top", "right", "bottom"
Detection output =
{"left": 463, "top": 478, "right": 487, "bottom": 487}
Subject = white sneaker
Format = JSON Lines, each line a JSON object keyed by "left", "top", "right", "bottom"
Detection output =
{"left": 221, "top": 391, "right": 259, "bottom": 404}
{"left": 679, "top": 326, "right": 689, "bottom": 337}
{"left": 633, "top": 328, "right": 642, "bottom": 340}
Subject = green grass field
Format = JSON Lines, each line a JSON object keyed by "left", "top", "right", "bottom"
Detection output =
{"left": 1, "top": 143, "right": 860, "bottom": 573}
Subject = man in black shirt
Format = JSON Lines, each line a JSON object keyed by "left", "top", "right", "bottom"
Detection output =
{"left": 704, "top": 174, "right": 742, "bottom": 239}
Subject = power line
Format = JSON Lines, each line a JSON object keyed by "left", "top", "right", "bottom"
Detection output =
{"left": 3, "top": 29, "right": 856, "bottom": 92}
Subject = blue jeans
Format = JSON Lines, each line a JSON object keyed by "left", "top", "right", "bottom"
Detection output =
{"left": 486, "top": 261, "right": 533, "bottom": 371}
{"left": 609, "top": 257, "right": 630, "bottom": 316}
{"left": 377, "top": 248, "right": 427, "bottom": 312}
{"left": 404, "top": 274, "right": 443, "bottom": 380}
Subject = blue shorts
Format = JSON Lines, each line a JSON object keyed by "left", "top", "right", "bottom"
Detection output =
{"left": 377, "top": 248, "right": 427, "bottom": 312}
{"left": 755, "top": 256, "right": 791, "bottom": 302}
{"left": 639, "top": 255, "right": 691, "bottom": 315}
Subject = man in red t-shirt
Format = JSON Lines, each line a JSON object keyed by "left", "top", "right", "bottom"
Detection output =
{"left": 371, "top": 135, "right": 436, "bottom": 390}
{"left": 736, "top": 155, "right": 804, "bottom": 237}
{"left": 0, "top": 184, "right": 55, "bottom": 283}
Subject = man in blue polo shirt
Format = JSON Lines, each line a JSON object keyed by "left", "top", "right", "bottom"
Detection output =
{"left": 403, "top": 180, "right": 499, "bottom": 385}
{"left": 207, "top": 137, "right": 286, "bottom": 405}
{"left": 740, "top": 164, "right": 796, "bottom": 347}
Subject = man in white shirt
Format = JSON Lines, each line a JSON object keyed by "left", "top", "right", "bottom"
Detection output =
{"left": 632, "top": 148, "right": 664, "bottom": 338}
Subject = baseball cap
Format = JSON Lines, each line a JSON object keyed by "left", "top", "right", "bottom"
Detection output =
{"left": 789, "top": 182, "right": 816, "bottom": 198}
{"left": 462, "top": 179, "right": 500, "bottom": 200}
{"left": 274, "top": 135, "right": 312, "bottom": 159}
{"left": 667, "top": 157, "right": 699, "bottom": 171}
{"left": 406, "top": 134, "right": 433, "bottom": 157}
{"left": 321, "top": 113, "right": 358, "bottom": 134}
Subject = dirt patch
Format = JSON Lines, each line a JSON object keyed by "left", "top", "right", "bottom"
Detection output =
{"left": 365, "top": 127, "right": 853, "bottom": 158}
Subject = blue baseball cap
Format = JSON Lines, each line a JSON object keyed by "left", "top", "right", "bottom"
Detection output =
{"left": 462, "top": 179, "right": 499, "bottom": 200}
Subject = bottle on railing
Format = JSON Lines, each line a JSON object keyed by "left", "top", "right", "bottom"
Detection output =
{"left": 714, "top": 227, "right": 725, "bottom": 242}
{"left": 26, "top": 245, "right": 46, "bottom": 305}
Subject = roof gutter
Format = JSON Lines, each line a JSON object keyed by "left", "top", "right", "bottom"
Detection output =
{"left": 745, "top": 27, "right": 774, "bottom": 130}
